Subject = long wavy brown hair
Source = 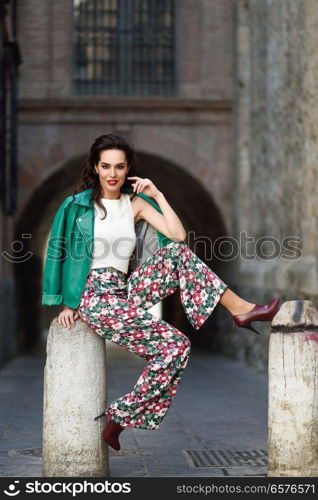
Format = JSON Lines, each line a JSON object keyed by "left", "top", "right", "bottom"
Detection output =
{"left": 73, "top": 134, "right": 142, "bottom": 219}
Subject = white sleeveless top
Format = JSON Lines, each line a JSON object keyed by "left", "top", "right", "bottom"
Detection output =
{"left": 90, "top": 193, "right": 137, "bottom": 274}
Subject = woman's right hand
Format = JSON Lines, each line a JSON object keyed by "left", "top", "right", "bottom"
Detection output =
{"left": 58, "top": 305, "right": 79, "bottom": 329}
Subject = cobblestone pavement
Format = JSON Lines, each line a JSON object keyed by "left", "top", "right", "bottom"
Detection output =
{"left": 0, "top": 339, "right": 268, "bottom": 477}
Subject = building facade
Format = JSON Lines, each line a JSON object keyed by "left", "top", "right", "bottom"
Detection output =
{"left": 3, "top": 0, "right": 314, "bottom": 374}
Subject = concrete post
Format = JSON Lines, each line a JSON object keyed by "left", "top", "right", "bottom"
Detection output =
{"left": 42, "top": 317, "right": 109, "bottom": 477}
{"left": 268, "top": 300, "right": 318, "bottom": 477}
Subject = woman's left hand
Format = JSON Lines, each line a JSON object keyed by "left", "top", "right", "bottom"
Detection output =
{"left": 127, "top": 176, "right": 161, "bottom": 198}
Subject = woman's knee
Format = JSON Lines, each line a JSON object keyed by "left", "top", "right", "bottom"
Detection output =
{"left": 177, "top": 334, "right": 191, "bottom": 356}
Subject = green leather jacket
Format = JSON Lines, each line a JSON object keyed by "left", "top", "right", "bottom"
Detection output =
{"left": 41, "top": 187, "right": 173, "bottom": 309}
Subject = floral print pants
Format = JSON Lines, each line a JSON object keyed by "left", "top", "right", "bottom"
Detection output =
{"left": 77, "top": 241, "right": 228, "bottom": 430}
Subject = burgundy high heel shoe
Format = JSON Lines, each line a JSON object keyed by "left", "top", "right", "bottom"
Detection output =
{"left": 94, "top": 411, "right": 124, "bottom": 451}
{"left": 232, "top": 298, "right": 281, "bottom": 335}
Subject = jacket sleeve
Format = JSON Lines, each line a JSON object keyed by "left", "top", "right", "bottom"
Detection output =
{"left": 41, "top": 197, "right": 70, "bottom": 306}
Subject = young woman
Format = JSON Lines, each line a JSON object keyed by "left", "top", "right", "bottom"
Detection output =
{"left": 43, "top": 134, "right": 280, "bottom": 451}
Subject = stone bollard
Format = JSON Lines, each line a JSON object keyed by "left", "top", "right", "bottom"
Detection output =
{"left": 268, "top": 300, "right": 318, "bottom": 477}
{"left": 42, "top": 317, "right": 109, "bottom": 477}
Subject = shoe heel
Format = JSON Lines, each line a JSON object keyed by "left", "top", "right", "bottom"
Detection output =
{"left": 94, "top": 411, "right": 106, "bottom": 421}
{"left": 243, "top": 322, "right": 261, "bottom": 335}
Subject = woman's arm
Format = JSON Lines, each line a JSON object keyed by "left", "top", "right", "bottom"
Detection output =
{"left": 146, "top": 191, "right": 186, "bottom": 241}
{"left": 134, "top": 190, "right": 187, "bottom": 242}
{"left": 128, "top": 176, "right": 186, "bottom": 242}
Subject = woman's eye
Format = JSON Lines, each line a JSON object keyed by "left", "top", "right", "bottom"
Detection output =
{"left": 101, "top": 165, "right": 124, "bottom": 169}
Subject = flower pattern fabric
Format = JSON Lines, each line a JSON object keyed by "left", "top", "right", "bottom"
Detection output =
{"left": 77, "top": 241, "right": 228, "bottom": 430}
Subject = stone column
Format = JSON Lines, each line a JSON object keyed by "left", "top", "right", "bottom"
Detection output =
{"left": 268, "top": 300, "right": 318, "bottom": 476}
{"left": 234, "top": 0, "right": 318, "bottom": 373}
{"left": 42, "top": 317, "right": 109, "bottom": 477}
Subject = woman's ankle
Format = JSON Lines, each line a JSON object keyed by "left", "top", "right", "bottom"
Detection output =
{"left": 219, "top": 289, "right": 255, "bottom": 316}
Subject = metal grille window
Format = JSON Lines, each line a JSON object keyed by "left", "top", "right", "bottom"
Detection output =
{"left": 72, "top": 0, "right": 178, "bottom": 96}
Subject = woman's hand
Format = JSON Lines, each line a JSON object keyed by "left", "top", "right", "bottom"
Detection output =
{"left": 127, "top": 176, "right": 161, "bottom": 199}
{"left": 58, "top": 305, "right": 79, "bottom": 329}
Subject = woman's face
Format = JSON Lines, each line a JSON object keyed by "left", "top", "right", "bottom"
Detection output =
{"left": 94, "top": 149, "right": 130, "bottom": 198}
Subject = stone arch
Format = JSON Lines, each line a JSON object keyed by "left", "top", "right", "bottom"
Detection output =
{"left": 15, "top": 151, "right": 230, "bottom": 353}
